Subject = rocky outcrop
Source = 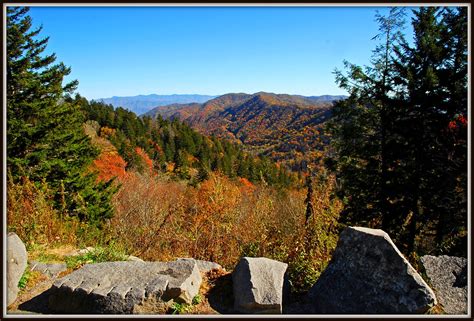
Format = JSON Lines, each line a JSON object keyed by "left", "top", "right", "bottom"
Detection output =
{"left": 232, "top": 257, "right": 288, "bottom": 314}
{"left": 7, "top": 232, "right": 28, "bottom": 306}
{"left": 308, "top": 226, "right": 437, "bottom": 314}
{"left": 421, "top": 255, "right": 467, "bottom": 314}
{"left": 48, "top": 260, "right": 202, "bottom": 314}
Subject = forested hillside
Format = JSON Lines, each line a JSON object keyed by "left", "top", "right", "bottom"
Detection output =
{"left": 146, "top": 92, "right": 341, "bottom": 171}
{"left": 75, "top": 96, "right": 295, "bottom": 187}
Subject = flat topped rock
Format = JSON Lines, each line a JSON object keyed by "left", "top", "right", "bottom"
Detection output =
{"left": 308, "top": 226, "right": 437, "bottom": 314}
{"left": 421, "top": 255, "right": 467, "bottom": 314}
{"left": 48, "top": 260, "right": 202, "bottom": 314}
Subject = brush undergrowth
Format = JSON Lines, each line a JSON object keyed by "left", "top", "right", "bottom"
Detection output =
{"left": 8, "top": 168, "right": 342, "bottom": 294}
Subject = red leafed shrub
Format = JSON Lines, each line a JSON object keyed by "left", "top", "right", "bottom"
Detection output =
{"left": 448, "top": 120, "right": 457, "bottom": 130}
{"left": 135, "top": 147, "right": 153, "bottom": 172}
{"left": 148, "top": 139, "right": 163, "bottom": 154}
{"left": 238, "top": 177, "right": 255, "bottom": 193}
{"left": 448, "top": 114, "right": 468, "bottom": 130}
{"left": 92, "top": 152, "right": 127, "bottom": 182}
{"left": 457, "top": 114, "right": 467, "bottom": 126}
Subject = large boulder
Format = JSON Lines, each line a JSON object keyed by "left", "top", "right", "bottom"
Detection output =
{"left": 421, "top": 255, "right": 467, "bottom": 314}
{"left": 308, "top": 227, "right": 437, "bottom": 314}
{"left": 48, "top": 260, "right": 202, "bottom": 314}
{"left": 7, "top": 232, "right": 28, "bottom": 306}
{"left": 232, "top": 257, "right": 288, "bottom": 314}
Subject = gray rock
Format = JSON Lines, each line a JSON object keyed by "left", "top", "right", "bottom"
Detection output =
{"left": 176, "top": 258, "right": 223, "bottom": 273}
{"left": 421, "top": 255, "right": 467, "bottom": 314}
{"left": 48, "top": 260, "right": 202, "bottom": 314}
{"left": 232, "top": 257, "right": 288, "bottom": 314}
{"left": 308, "top": 226, "right": 437, "bottom": 314}
{"left": 30, "top": 261, "right": 67, "bottom": 278}
{"left": 7, "top": 232, "right": 28, "bottom": 306}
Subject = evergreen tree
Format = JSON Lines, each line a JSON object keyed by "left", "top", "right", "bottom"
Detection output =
{"left": 7, "top": 7, "right": 116, "bottom": 225}
{"left": 392, "top": 7, "right": 467, "bottom": 254}
{"left": 328, "top": 7, "right": 467, "bottom": 256}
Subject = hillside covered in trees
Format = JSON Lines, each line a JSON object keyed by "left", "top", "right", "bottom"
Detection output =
{"left": 76, "top": 96, "right": 295, "bottom": 187}
{"left": 145, "top": 92, "right": 343, "bottom": 171}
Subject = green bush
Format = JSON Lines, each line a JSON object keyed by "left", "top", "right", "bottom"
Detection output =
{"left": 18, "top": 268, "right": 32, "bottom": 289}
{"left": 65, "top": 246, "right": 128, "bottom": 270}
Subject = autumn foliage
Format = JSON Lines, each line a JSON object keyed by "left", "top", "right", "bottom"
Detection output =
{"left": 448, "top": 114, "right": 467, "bottom": 131}
{"left": 7, "top": 176, "right": 81, "bottom": 246}
{"left": 92, "top": 152, "right": 128, "bottom": 182}
{"left": 135, "top": 147, "right": 154, "bottom": 172}
{"left": 108, "top": 169, "right": 341, "bottom": 291}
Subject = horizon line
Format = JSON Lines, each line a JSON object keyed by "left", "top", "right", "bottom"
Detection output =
{"left": 90, "top": 91, "right": 349, "bottom": 100}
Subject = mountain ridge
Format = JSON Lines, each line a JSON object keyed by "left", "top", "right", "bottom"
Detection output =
{"left": 145, "top": 92, "right": 346, "bottom": 171}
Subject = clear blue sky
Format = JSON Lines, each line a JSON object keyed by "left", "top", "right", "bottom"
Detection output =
{"left": 27, "top": 6, "right": 416, "bottom": 100}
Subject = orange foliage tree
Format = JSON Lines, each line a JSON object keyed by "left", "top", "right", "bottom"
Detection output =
{"left": 135, "top": 147, "right": 154, "bottom": 172}
{"left": 92, "top": 152, "right": 127, "bottom": 182}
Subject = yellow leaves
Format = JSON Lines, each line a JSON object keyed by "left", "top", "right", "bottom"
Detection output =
{"left": 100, "top": 126, "right": 115, "bottom": 138}
{"left": 166, "top": 162, "right": 175, "bottom": 172}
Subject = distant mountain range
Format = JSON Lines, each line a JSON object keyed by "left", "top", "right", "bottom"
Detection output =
{"left": 144, "top": 92, "right": 346, "bottom": 171}
{"left": 96, "top": 94, "right": 218, "bottom": 115}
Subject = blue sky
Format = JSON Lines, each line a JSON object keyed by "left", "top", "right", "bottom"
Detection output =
{"left": 27, "top": 6, "right": 416, "bottom": 100}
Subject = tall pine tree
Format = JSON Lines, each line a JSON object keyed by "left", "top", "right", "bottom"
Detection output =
{"left": 7, "top": 7, "right": 116, "bottom": 225}
{"left": 327, "top": 7, "right": 467, "bottom": 256}
{"left": 392, "top": 7, "right": 468, "bottom": 254}
{"left": 328, "top": 8, "right": 406, "bottom": 229}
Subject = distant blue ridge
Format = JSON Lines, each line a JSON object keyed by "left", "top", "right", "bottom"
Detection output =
{"left": 95, "top": 94, "right": 218, "bottom": 115}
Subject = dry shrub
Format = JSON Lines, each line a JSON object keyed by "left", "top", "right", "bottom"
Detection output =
{"left": 7, "top": 176, "right": 80, "bottom": 248}
{"left": 111, "top": 169, "right": 342, "bottom": 291}
{"left": 83, "top": 122, "right": 116, "bottom": 153}
{"left": 110, "top": 171, "right": 188, "bottom": 260}
{"left": 182, "top": 174, "right": 243, "bottom": 264}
